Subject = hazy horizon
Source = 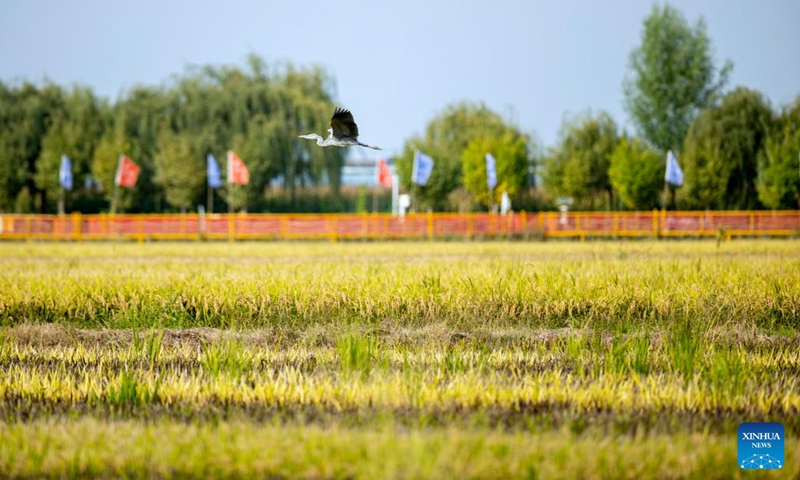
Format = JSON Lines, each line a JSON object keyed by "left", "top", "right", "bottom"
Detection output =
{"left": 2, "top": 0, "right": 798, "bottom": 156}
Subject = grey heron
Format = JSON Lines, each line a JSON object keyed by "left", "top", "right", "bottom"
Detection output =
{"left": 299, "top": 108, "right": 381, "bottom": 150}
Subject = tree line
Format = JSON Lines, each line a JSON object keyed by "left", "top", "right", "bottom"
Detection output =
{"left": 1, "top": 5, "right": 798, "bottom": 214}
{"left": 0, "top": 55, "right": 344, "bottom": 214}
{"left": 395, "top": 4, "right": 799, "bottom": 212}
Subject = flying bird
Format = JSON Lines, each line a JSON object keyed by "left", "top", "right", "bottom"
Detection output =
{"left": 298, "top": 108, "right": 381, "bottom": 150}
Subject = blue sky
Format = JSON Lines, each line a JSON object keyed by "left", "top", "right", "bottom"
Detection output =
{"left": 1, "top": 0, "right": 798, "bottom": 157}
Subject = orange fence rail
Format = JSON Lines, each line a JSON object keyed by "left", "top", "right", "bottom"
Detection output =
{"left": 0, "top": 211, "right": 798, "bottom": 242}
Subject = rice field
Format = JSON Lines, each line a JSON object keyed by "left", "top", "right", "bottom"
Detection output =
{"left": 1, "top": 240, "right": 799, "bottom": 479}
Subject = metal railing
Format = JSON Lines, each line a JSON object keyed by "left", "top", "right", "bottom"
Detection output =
{"left": 0, "top": 211, "right": 798, "bottom": 242}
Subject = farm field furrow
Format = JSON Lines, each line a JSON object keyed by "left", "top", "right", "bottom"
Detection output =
{"left": 0, "top": 240, "right": 798, "bottom": 479}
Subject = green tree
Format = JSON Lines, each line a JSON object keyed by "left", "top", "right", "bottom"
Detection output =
{"left": 229, "top": 116, "right": 279, "bottom": 212}
{"left": 608, "top": 137, "right": 664, "bottom": 210}
{"left": 757, "top": 96, "right": 800, "bottom": 209}
{"left": 153, "top": 129, "right": 204, "bottom": 212}
{"left": 169, "top": 58, "right": 342, "bottom": 210}
{"left": 33, "top": 113, "right": 70, "bottom": 212}
{"left": 280, "top": 65, "right": 344, "bottom": 195}
{"left": 2, "top": 56, "right": 346, "bottom": 213}
{"left": 681, "top": 87, "right": 773, "bottom": 210}
{"left": 623, "top": 3, "right": 732, "bottom": 152}
{"left": 0, "top": 130, "right": 13, "bottom": 211}
{"left": 33, "top": 87, "right": 104, "bottom": 213}
{"left": 0, "top": 81, "right": 66, "bottom": 212}
{"left": 91, "top": 125, "right": 131, "bottom": 213}
{"left": 90, "top": 85, "right": 168, "bottom": 213}
{"left": 462, "top": 132, "right": 529, "bottom": 208}
{"left": 542, "top": 111, "right": 619, "bottom": 210}
{"left": 395, "top": 102, "right": 523, "bottom": 210}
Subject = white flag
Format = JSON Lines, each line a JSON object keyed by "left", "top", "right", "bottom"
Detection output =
{"left": 665, "top": 150, "right": 683, "bottom": 187}
{"left": 500, "top": 191, "right": 511, "bottom": 215}
{"left": 485, "top": 153, "right": 497, "bottom": 190}
{"left": 59, "top": 155, "right": 73, "bottom": 191}
{"left": 412, "top": 151, "right": 434, "bottom": 186}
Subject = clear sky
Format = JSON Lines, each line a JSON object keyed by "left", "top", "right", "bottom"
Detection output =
{"left": 1, "top": 0, "right": 798, "bottom": 157}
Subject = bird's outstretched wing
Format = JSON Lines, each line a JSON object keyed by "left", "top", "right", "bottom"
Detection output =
{"left": 330, "top": 108, "right": 359, "bottom": 139}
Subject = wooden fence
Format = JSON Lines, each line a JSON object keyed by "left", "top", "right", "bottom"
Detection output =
{"left": 0, "top": 211, "right": 798, "bottom": 242}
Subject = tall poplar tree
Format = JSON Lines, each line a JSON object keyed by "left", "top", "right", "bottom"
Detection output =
{"left": 623, "top": 4, "right": 732, "bottom": 152}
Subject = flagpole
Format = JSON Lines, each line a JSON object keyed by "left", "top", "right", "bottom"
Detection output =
{"left": 662, "top": 181, "right": 676, "bottom": 211}
{"left": 413, "top": 181, "right": 421, "bottom": 214}
{"left": 363, "top": 150, "right": 377, "bottom": 213}
{"left": 206, "top": 152, "right": 211, "bottom": 214}
{"left": 227, "top": 152, "right": 233, "bottom": 215}
{"left": 486, "top": 153, "right": 496, "bottom": 214}
{"left": 58, "top": 155, "right": 67, "bottom": 215}
{"left": 412, "top": 151, "right": 419, "bottom": 213}
{"left": 668, "top": 184, "right": 673, "bottom": 211}
{"left": 392, "top": 174, "right": 398, "bottom": 216}
{"left": 663, "top": 151, "right": 669, "bottom": 211}
{"left": 111, "top": 187, "right": 119, "bottom": 215}
{"left": 111, "top": 155, "right": 122, "bottom": 215}
{"left": 663, "top": 151, "right": 670, "bottom": 211}
{"left": 487, "top": 157, "right": 494, "bottom": 213}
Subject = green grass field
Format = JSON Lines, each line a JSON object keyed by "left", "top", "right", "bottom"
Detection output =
{"left": 1, "top": 240, "right": 798, "bottom": 479}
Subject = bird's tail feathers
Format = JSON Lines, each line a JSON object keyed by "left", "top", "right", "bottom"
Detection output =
{"left": 359, "top": 142, "right": 381, "bottom": 150}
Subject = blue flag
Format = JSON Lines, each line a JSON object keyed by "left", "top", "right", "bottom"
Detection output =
{"left": 207, "top": 154, "right": 222, "bottom": 189}
{"left": 665, "top": 150, "right": 683, "bottom": 187}
{"left": 485, "top": 153, "right": 497, "bottom": 190}
{"left": 59, "top": 155, "right": 73, "bottom": 190}
{"left": 412, "top": 151, "right": 434, "bottom": 186}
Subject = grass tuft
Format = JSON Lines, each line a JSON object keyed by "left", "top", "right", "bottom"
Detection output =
{"left": 337, "top": 333, "right": 381, "bottom": 379}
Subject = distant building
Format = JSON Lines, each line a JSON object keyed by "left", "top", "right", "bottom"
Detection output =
{"left": 341, "top": 158, "right": 395, "bottom": 186}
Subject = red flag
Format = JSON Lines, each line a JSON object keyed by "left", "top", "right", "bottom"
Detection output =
{"left": 115, "top": 155, "right": 140, "bottom": 188}
{"left": 376, "top": 158, "right": 392, "bottom": 187}
{"left": 227, "top": 151, "right": 249, "bottom": 185}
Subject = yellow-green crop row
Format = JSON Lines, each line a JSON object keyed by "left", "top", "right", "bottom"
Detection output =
{"left": 1, "top": 241, "right": 798, "bottom": 330}
{"left": 5, "top": 418, "right": 800, "bottom": 480}
{"left": 1, "top": 327, "right": 799, "bottom": 478}
{"left": 1, "top": 327, "right": 797, "bottom": 429}
{"left": 1, "top": 240, "right": 798, "bottom": 479}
